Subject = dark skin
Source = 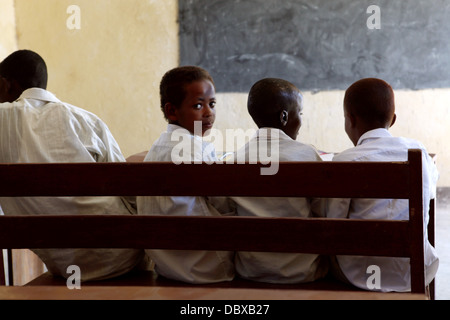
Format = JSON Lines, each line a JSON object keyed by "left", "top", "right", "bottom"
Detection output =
{"left": 164, "top": 80, "right": 216, "bottom": 137}
{"left": 0, "top": 76, "right": 23, "bottom": 103}
{"left": 249, "top": 79, "right": 304, "bottom": 140}
{"left": 343, "top": 78, "right": 397, "bottom": 146}
{"left": 277, "top": 90, "right": 303, "bottom": 140}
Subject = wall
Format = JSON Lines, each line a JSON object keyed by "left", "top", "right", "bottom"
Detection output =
{"left": 13, "top": 0, "right": 179, "bottom": 158}
{"left": 6, "top": 1, "right": 450, "bottom": 186}
{"left": 0, "top": 0, "right": 17, "bottom": 59}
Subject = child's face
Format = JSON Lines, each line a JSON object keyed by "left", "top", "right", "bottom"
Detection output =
{"left": 172, "top": 80, "right": 216, "bottom": 136}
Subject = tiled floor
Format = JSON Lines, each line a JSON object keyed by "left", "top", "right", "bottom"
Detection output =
{"left": 435, "top": 188, "right": 450, "bottom": 300}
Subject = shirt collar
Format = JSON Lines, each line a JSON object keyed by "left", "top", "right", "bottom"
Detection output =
{"left": 357, "top": 128, "right": 393, "bottom": 146}
{"left": 167, "top": 124, "right": 186, "bottom": 133}
{"left": 19, "top": 88, "right": 61, "bottom": 104}
{"left": 166, "top": 124, "right": 203, "bottom": 141}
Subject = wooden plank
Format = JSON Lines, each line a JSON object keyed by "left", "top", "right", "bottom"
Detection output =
{"left": 407, "top": 150, "right": 426, "bottom": 294}
{"left": 0, "top": 285, "right": 427, "bottom": 300}
{"left": 0, "top": 250, "right": 5, "bottom": 286}
{"left": 0, "top": 215, "right": 411, "bottom": 257}
{"left": 0, "top": 161, "right": 411, "bottom": 198}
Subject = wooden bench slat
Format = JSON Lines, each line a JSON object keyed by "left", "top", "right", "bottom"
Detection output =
{"left": 0, "top": 215, "right": 410, "bottom": 257}
{"left": 0, "top": 161, "right": 410, "bottom": 198}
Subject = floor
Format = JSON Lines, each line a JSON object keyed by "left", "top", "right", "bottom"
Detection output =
{"left": 435, "top": 188, "right": 450, "bottom": 300}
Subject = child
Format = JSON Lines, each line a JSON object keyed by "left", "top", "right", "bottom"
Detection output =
{"left": 327, "top": 78, "right": 439, "bottom": 292}
{"left": 230, "top": 78, "right": 328, "bottom": 284}
{"left": 137, "top": 66, "right": 234, "bottom": 284}
{"left": 0, "top": 50, "right": 146, "bottom": 282}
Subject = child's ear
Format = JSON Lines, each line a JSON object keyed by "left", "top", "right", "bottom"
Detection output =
{"left": 280, "top": 110, "right": 289, "bottom": 127}
{"left": 348, "top": 112, "right": 357, "bottom": 128}
{"left": 165, "top": 103, "right": 178, "bottom": 122}
{"left": 1, "top": 78, "right": 24, "bottom": 102}
{"left": 0, "top": 77, "right": 11, "bottom": 95}
{"left": 390, "top": 114, "right": 397, "bottom": 128}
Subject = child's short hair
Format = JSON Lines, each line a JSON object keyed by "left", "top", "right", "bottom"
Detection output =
{"left": 159, "top": 66, "right": 215, "bottom": 121}
{"left": 344, "top": 78, "right": 395, "bottom": 127}
{"left": 247, "top": 78, "right": 300, "bottom": 128}
{"left": 0, "top": 50, "right": 48, "bottom": 90}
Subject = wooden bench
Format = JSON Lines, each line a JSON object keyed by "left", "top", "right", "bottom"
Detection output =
{"left": 0, "top": 149, "right": 434, "bottom": 299}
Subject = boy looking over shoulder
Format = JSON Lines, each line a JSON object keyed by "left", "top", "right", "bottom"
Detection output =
{"left": 327, "top": 78, "right": 439, "bottom": 292}
{"left": 137, "top": 66, "right": 234, "bottom": 284}
{"left": 231, "top": 78, "right": 328, "bottom": 284}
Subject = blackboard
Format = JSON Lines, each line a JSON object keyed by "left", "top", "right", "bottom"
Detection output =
{"left": 179, "top": 0, "right": 450, "bottom": 92}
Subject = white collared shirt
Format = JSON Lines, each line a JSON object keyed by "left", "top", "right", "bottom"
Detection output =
{"left": 137, "top": 124, "right": 235, "bottom": 284}
{"left": 231, "top": 128, "right": 328, "bottom": 284}
{"left": 327, "top": 128, "right": 439, "bottom": 292}
{"left": 0, "top": 88, "right": 145, "bottom": 281}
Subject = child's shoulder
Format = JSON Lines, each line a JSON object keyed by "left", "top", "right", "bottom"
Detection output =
{"left": 280, "top": 140, "right": 322, "bottom": 161}
{"left": 334, "top": 135, "right": 427, "bottom": 162}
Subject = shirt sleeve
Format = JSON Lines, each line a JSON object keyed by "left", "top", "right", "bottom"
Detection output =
{"left": 324, "top": 152, "right": 352, "bottom": 218}
{"left": 310, "top": 198, "right": 327, "bottom": 217}
{"left": 81, "top": 116, "right": 126, "bottom": 163}
{"left": 93, "top": 119, "right": 126, "bottom": 163}
{"left": 326, "top": 198, "right": 351, "bottom": 218}
{"left": 425, "top": 153, "right": 439, "bottom": 200}
{"left": 206, "top": 196, "right": 236, "bottom": 216}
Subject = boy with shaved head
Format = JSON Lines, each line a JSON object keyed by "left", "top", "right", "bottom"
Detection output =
{"left": 231, "top": 78, "right": 328, "bottom": 284}
{"left": 327, "top": 78, "right": 439, "bottom": 292}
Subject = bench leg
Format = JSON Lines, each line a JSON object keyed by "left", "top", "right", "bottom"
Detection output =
{"left": 0, "top": 250, "right": 6, "bottom": 286}
{"left": 7, "top": 249, "right": 13, "bottom": 286}
{"left": 428, "top": 199, "right": 436, "bottom": 300}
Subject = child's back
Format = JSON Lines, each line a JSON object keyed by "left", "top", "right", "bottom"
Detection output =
{"left": 327, "top": 78, "right": 439, "bottom": 292}
{"left": 328, "top": 129, "right": 439, "bottom": 291}
{"left": 231, "top": 78, "right": 328, "bottom": 284}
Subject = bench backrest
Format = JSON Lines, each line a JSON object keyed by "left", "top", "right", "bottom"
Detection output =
{"left": 0, "top": 149, "right": 426, "bottom": 293}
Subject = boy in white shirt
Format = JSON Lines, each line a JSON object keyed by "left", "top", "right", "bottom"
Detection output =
{"left": 231, "top": 78, "right": 328, "bottom": 284}
{"left": 137, "top": 66, "right": 234, "bottom": 284}
{"left": 327, "top": 78, "right": 439, "bottom": 292}
{"left": 0, "top": 50, "right": 145, "bottom": 281}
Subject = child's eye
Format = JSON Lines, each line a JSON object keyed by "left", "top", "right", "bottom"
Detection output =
{"left": 194, "top": 104, "right": 202, "bottom": 109}
{"left": 209, "top": 101, "right": 216, "bottom": 108}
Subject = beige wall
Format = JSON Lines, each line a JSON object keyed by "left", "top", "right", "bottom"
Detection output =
{"left": 5, "top": 1, "right": 450, "bottom": 186}
{"left": 216, "top": 89, "right": 450, "bottom": 188}
{"left": 0, "top": 0, "right": 17, "bottom": 59}
{"left": 13, "top": 0, "right": 179, "bottom": 157}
